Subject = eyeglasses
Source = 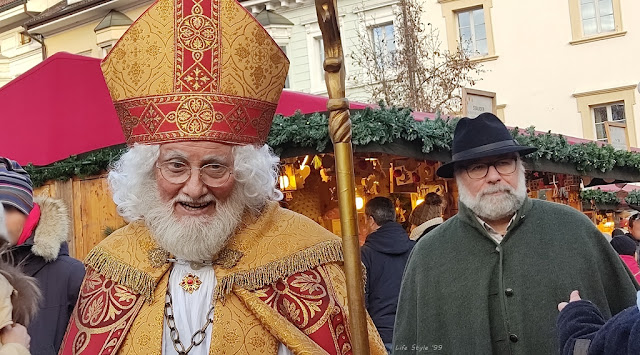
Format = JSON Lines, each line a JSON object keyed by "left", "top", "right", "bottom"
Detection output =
{"left": 156, "top": 161, "right": 232, "bottom": 187}
{"left": 463, "top": 158, "right": 517, "bottom": 180}
{"left": 631, "top": 214, "right": 640, "bottom": 221}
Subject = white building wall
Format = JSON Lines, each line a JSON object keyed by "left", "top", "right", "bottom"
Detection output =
{"left": 419, "top": 0, "right": 640, "bottom": 146}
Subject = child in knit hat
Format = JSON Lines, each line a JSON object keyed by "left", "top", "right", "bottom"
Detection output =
{"left": 0, "top": 203, "right": 42, "bottom": 355}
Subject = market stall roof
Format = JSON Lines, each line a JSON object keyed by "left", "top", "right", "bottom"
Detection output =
{"left": 0, "top": 52, "right": 124, "bottom": 166}
{"left": 0, "top": 53, "right": 368, "bottom": 166}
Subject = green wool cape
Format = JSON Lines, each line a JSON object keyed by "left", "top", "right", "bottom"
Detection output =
{"left": 393, "top": 198, "right": 638, "bottom": 355}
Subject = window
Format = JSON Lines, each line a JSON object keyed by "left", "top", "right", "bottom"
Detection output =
{"left": 580, "top": 0, "right": 614, "bottom": 36}
{"left": 457, "top": 8, "right": 487, "bottom": 57}
{"left": 101, "top": 44, "right": 113, "bottom": 59}
{"left": 568, "top": 0, "right": 624, "bottom": 44}
{"left": 439, "top": 0, "right": 497, "bottom": 62}
{"left": 19, "top": 33, "right": 31, "bottom": 45}
{"left": 371, "top": 23, "right": 396, "bottom": 67}
{"left": 592, "top": 102, "right": 625, "bottom": 141}
{"left": 573, "top": 85, "right": 637, "bottom": 146}
{"left": 315, "top": 37, "right": 325, "bottom": 84}
{"left": 279, "top": 45, "right": 290, "bottom": 88}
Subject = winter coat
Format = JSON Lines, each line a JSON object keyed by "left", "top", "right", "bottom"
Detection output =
{"left": 557, "top": 291, "right": 640, "bottom": 355}
{"left": 393, "top": 198, "right": 639, "bottom": 355}
{"left": 4, "top": 198, "right": 84, "bottom": 355}
{"left": 0, "top": 274, "right": 30, "bottom": 355}
{"left": 361, "top": 222, "right": 415, "bottom": 344}
{"left": 619, "top": 255, "right": 640, "bottom": 284}
{"left": 409, "top": 217, "right": 443, "bottom": 241}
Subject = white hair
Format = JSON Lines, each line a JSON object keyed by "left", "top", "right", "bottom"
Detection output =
{"left": 456, "top": 159, "right": 527, "bottom": 221}
{"left": 108, "top": 143, "right": 282, "bottom": 222}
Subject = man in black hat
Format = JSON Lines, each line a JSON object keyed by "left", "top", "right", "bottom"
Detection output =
{"left": 393, "top": 113, "right": 638, "bottom": 355}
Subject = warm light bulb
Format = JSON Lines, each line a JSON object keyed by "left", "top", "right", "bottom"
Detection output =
{"left": 356, "top": 197, "right": 364, "bottom": 210}
{"left": 279, "top": 175, "right": 289, "bottom": 189}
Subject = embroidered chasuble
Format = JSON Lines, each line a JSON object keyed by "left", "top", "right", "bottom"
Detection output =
{"left": 60, "top": 202, "right": 386, "bottom": 354}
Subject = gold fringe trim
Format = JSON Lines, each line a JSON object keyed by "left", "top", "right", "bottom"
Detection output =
{"left": 214, "top": 240, "right": 343, "bottom": 301}
{"left": 85, "top": 247, "right": 157, "bottom": 302}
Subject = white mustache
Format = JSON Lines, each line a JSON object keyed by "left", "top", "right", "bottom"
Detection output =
{"left": 479, "top": 184, "right": 513, "bottom": 197}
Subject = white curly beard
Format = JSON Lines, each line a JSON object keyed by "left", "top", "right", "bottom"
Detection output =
{"left": 138, "top": 181, "right": 246, "bottom": 261}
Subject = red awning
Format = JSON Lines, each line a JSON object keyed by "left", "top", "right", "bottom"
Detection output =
{"left": 275, "top": 89, "right": 369, "bottom": 116}
{"left": 0, "top": 52, "right": 124, "bottom": 166}
{"left": 0, "top": 53, "right": 371, "bottom": 166}
{"left": 1, "top": 52, "right": 631, "bottom": 166}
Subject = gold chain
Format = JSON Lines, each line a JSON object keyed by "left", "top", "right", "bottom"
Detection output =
{"left": 164, "top": 290, "right": 216, "bottom": 354}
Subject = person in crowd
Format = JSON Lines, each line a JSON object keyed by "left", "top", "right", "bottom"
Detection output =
{"left": 626, "top": 214, "right": 640, "bottom": 255}
{"left": 408, "top": 192, "right": 443, "bottom": 241}
{"left": 557, "top": 290, "right": 640, "bottom": 354}
{"left": 610, "top": 235, "right": 640, "bottom": 283}
{"left": 59, "top": 0, "right": 386, "bottom": 353}
{"left": 361, "top": 197, "right": 415, "bottom": 353}
{"left": 393, "top": 113, "right": 638, "bottom": 354}
{"left": 612, "top": 228, "right": 626, "bottom": 237}
{"left": 0, "top": 157, "right": 84, "bottom": 355}
{"left": 1, "top": 203, "right": 42, "bottom": 355}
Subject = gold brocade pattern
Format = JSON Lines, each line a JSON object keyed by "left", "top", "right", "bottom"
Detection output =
{"left": 219, "top": 2, "right": 287, "bottom": 103}
{"left": 101, "top": 0, "right": 174, "bottom": 100}
{"left": 100, "top": 0, "right": 288, "bottom": 145}
{"left": 117, "top": 272, "right": 167, "bottom": 355}
{"left": 323, "top": 263, "right": 387, "bottom": 355}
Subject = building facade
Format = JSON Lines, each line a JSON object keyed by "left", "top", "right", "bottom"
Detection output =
{"left": 0, "top": 0, "right": 638, "bottom": 148}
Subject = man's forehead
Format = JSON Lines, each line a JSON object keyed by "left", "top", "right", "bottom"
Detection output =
{"left": 158, "top": 141, "right": 233, "bottom": 161}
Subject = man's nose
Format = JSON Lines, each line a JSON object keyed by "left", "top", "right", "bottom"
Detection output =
{"left": 485, "top": 164, "right": 502, "bottom": 182}
{"left": 181, "top": 169, "right": 208, "bottom": 197}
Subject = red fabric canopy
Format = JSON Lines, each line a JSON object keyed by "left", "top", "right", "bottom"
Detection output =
{"left": 0, "top": 53, "right": 372, "bottom": 166}
{"left": 275, "top": 89, "right": 369, "bottom": 116}
{"left": 0, "top": 52, "right": 124, "bottom": 166}
{"left": 2, "top": 52, "right": 628, "bottom": 166}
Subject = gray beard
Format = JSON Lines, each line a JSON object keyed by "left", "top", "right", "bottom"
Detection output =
{"left": 139, "top": 183, "right": 246, "bottom": 261}
{"left": 458, "top": 171, "right": 527, "bottom": 222}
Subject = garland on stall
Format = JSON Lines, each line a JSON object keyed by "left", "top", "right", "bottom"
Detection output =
{"left": 25, "top": 145, "right": 127, "bottom": 187}
{"left": 579, "top": 189, "right": 620, "bottom": 205}
{"left": 625, "top": 190, "right": 640, "bottom": 207}
{"left": 25, "top": 105, "right": 640, "bottom": 187}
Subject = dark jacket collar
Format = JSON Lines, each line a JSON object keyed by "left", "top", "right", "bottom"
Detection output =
{"left": 363, "top": 222, "right": 415, "bottom": 255}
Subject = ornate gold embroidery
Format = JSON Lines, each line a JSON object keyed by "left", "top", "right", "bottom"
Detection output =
{"left": 147, "top": 247, "right": 169, "bottom": 268}
{"left": 170, "top": 97, "right": 218, "bottom": 135}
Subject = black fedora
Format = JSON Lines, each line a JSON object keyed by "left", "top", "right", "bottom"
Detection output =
{"left": 436, "top": 113, "right": 537, "bottom": 178}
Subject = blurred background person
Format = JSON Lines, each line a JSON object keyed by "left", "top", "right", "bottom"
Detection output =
{"left": 408, "top": 192, "right": 443, "bottom": 241}
{"left": 361, "top": 197, "right": 415, "bottom": 354}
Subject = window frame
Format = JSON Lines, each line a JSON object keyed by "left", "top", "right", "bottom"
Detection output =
{"left": 370, "top": 22, "right": 397, "bottom": 69}
{"left": 439, "top": 0, "right": 497, "bottom": 63}
{"left": 591, "top": 101, "right": 626, "bottom": 142}
{"left": 573, "top": 85, "right": 637, "bottom": 146}
{"left": 567, "top": 0, "right": 625, "bottom": 45}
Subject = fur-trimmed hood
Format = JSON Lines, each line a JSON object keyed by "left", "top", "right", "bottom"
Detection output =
{"left": 29, "top": 197, "right": 71, "bottom": 262}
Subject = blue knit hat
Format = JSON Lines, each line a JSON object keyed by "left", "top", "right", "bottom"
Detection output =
{"left": 0, "top": 157, "right": 33, "bottom": 215}
{"left": 611, "top": 235, "right": 637, "bottom": 256}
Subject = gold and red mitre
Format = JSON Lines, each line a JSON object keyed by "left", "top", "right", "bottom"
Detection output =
{"left": 101, "top": 0, "right": 289, "bottom": 145}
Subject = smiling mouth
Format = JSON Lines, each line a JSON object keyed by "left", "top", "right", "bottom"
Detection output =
{"left": 178, "top": 201, "right": 213, "bottom": 211}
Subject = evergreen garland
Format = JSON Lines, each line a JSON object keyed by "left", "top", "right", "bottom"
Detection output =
{"left": 25, "top": 105, "right": 640, "bottom": 187}
{"left": 625, "top": 190, "right": 640, "bottom": 206}
{"left": 579, "top": 189, "right": 620, "bottom": 205}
